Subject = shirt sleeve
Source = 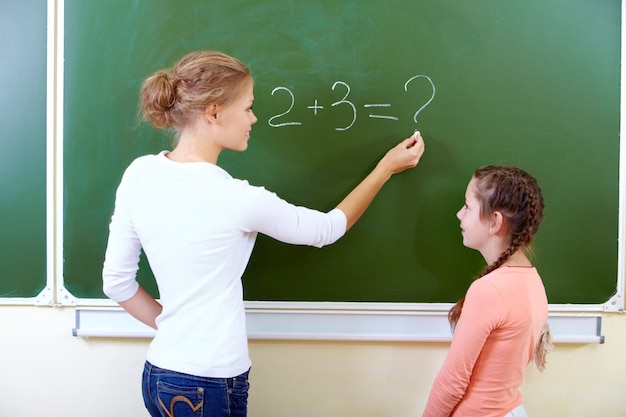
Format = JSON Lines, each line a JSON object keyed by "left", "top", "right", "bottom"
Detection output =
{"left": 422, "top": 279, "right": 504, "bottom": 417}
{"left": 238, "top": 185, "right": 347, "bottom": 248}
{"left": 102, "top": 173, "right": 142, "bottom": 303}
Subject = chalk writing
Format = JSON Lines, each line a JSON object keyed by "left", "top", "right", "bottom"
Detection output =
{"left": 268, "top": 87, "right": 302, "bottom": 127}
{"left": 364, "top": 103, "right": 398, "bottom": 121}
{"left": 268, "top": 75, "right": 436, "bottom": 130}
{"left": 307, "top": 99, "right": 323, "bottom": 116}
{"left": 331, "top": 81, "right": 357, "bottom": 131}
{"left": 404, "top": 75, "right": 436, "bottom": 124}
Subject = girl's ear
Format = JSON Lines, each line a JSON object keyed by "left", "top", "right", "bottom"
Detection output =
{"left": 489, "top": 211, "right": 505, "bottom": 235}
{"left": 205, "top": 103, "right": 219, "bottom": 124}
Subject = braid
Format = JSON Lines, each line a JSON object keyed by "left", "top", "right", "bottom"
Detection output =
{"left": 448, "top": 242, "right": 518, "bottom": 330}
{"left": 448, "top": 166, "right": 544, "bottom": 331}
{"left": 523, "top": 175, "right": 544, "bottom": 237}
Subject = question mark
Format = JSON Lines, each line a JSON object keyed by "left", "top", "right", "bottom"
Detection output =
{"left": 404, "top": 75, "right": 436, "bottom": 124}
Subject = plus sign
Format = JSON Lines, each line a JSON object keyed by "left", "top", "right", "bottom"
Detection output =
{"left": 307, "top": 99, "right": 324, "bottom": 116}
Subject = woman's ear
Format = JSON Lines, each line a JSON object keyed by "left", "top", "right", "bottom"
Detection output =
{"left": 204, "top": 103, "right": 219, "bottom": 124}
{"left": 489, "top": 211, "right": 505, "bottom": 235}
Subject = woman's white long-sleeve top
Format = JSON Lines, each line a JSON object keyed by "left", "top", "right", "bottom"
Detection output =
{"left": 102, "top": 151, "right": 347, "bottom": 378}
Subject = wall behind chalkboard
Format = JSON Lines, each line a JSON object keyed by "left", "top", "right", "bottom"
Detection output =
{"left": 0, "top": 0, "right": 47, "bottom": 299}
{"left": 62, "top": 0, "right": 620, "bottom": 304}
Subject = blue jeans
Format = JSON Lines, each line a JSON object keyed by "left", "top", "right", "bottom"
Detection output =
{"left": 142, "top": 361, "right": 250, "bottom": 417}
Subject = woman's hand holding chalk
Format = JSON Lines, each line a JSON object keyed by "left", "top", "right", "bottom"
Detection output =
{"left": 407, "top": 130, "right": 421, "bottom": 148}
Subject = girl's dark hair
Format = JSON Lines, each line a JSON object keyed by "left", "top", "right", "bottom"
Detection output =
{"left": 140, "top": 51, "right": 252, "bottom": 132}
{"left": 448, "top": 165, "right": 545, "bottom": 329}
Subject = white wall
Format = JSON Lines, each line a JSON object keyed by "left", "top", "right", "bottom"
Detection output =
{"left": 1, "top": 305, "right": 624, "bottom": 416}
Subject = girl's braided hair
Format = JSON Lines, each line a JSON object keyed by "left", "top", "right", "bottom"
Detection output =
{"left": 448, "top": 166, "right": 552, "bottom": 371}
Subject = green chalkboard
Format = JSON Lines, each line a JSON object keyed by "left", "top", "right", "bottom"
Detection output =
{"left": 0, "top": 0, "right": 47, "bottom": 298}
{"left": 63, "top": 0, "right": 621, "bottom": 304}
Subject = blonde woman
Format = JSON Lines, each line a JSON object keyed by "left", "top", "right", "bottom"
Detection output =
{"left": 102, "top": 51, "right": 425, "bottom": 417}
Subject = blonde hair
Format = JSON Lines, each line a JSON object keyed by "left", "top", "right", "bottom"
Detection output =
{"left": 140, "top": 51, "right": 252, "bottom": 132}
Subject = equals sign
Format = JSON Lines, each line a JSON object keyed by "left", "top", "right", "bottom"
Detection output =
{"left": 363, "top": 103, "right": 399, "bottom": 121}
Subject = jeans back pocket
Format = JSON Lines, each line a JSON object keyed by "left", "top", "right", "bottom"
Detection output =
{"left": 156, "top": 380, "right": 205, "bottom": 417}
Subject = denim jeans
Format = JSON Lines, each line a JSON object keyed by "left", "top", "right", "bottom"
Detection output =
{"left": 142, "top": 361, "right": 250, "bottom": 417}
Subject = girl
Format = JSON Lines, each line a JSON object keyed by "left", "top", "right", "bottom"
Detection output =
{"left": 101, "top": 51, "right": 424, "bottom": 417}
{"left": 422, "top": 166, "right": 552, "bottom": 417}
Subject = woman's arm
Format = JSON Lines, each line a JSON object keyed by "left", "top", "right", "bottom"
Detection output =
{"left": 102, "top": 167, "right": 162, "bottom": 330}
{"left": 239, "top": 132, "right": 425, "bottom": 247}
{"left": 118, "top": 286, "right": 163, "bottom": 330}
{"left": 337, "top": 133, "right": 424, "bottom": 230}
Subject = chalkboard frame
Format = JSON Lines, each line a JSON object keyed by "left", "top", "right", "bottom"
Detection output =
{"left": 0, "top": 0, "right": 55, "bottom": 306}
{"left": 2, "top": 0, "right": 622, "bottom": 318}
{"left": 0, "top": 0, "right": 618, "bottom": 348}
{"left": 61, "top": 0, "right": 624, "bottom": 309}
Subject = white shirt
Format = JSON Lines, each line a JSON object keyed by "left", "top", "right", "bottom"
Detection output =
{"left": 102, "top": 151, "right": 347, "bottom": 377}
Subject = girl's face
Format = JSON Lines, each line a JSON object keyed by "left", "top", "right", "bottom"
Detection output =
{"left": 215, "top": 82, "right": 257, "bottom": 152}
{"left": 456, "top": 177, "right": 491, "bottom": 252}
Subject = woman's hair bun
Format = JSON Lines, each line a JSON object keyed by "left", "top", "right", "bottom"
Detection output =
{"left": 139, "top": 51, "right": 252, "bottom": 132}
{"left": 141, "top": 70, "right": 177, "bottom": 129}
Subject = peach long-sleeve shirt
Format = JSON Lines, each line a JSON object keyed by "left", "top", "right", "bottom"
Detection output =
{"left": 423, "top": 266, "right": 548, "bottom": 417}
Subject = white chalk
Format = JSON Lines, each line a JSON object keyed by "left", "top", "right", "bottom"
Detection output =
{"left": 413, "top": 130, "right": 420, "bottom": 139}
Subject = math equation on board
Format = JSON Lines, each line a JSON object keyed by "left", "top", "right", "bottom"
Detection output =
{"left": 267, "top": 75, "right": 436, "bottom": 131}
